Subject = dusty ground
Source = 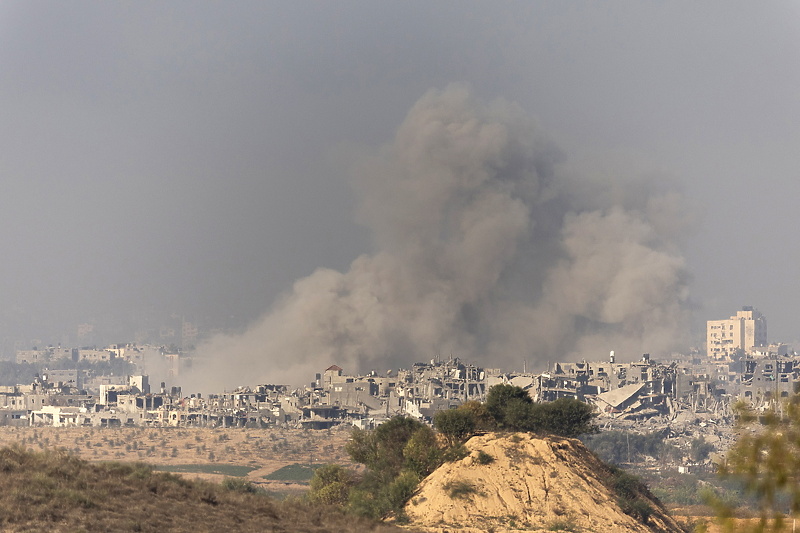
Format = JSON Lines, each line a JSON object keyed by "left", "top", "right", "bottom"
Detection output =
{"left": 0, "top": 425, "right": 353, "bottom": 494}
{"left": 405, "top": 432, "right": 684, "bottom": 533}
{"left": 667, "top": 507, "right": 789, "bottom": 533}
{"left": 0, "top": 426, "right": 759, "bottom": 531}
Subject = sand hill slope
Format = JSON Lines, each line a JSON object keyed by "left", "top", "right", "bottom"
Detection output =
{"left": 404, "top": 433, "right": 684, "bottom": 533}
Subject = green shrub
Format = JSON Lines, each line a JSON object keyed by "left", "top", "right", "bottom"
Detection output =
{"left": 434, "top": 408, "right": 476, "bottom": 446}
{"left": 475, "top": 450, "right": 494, "bottom": 465}
{"left": 386, "top": 471, "right": 420, "bottom": 517}
{"left": 443, "top": 479, "right": 481, "bottom": 500}
{"left": 546, "top": 516, "right": 581, "bottom": 532}
{"left": 610, "top": 468, "right": 641, "bottom": 501}
{"left": 689, "top": 437, "right": 714, "bottom": 462}
{"left": 484, "top": 386, "right": 597, "bottom": 437}
{"left": 345, "top": 416, "right": 444, "bottom": 519}
{"left": 456, "top": 400, "right": 497, "bottom": 432}
{"left": 346, "top": 417, "right": 426, "bottom": 482}
{"left": 308, "top": 464, "right": 355, "bottom": 506}
{"left": 582, "top": 430, "right": 677, "bottom": 464}
{"left": 403, "top": 426, "right": 442, "bottom": 477}
{"left": 606, "top": 466, "right": 654, "bottom": 525}
{"left": 442, "top": 443, "right": 469, "bottom": 463}
{"left": 529, "top": 398, "right": 597, "bottom": 438}
{"left": 485, "top": 385, "right": 533, "bottom": 430}
{"left": 620, "top": 498, "right": 652, "bottom": 524}
{"left": 221, "top": 478, "right": 259, "bottom": 494}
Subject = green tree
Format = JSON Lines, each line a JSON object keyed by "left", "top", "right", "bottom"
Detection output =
{"left": 345, "top": 416, "right": 440, "bottom": 519}
{"left": 529, "top": 397, "right": 598, "bottom": 438}
{"left": 689, "top": 437, "right": 714, "bottom": 463}
{"left": 403, "top": 425, "right": 442, "bottom": 477}
{"left": 484, "top": 385, "right": 597, "bottom": 437}
{"left": 346, "top": 416, "right": 426, "bottom": 482}
{"left": 456, "top": 400, "right": 497, "bottom": 432}
{"left": 308, "top": 464, "right": 356, "bottom": 506}
{"left": 485, "top": 384, "right": 534, "bottom": 430}
{"left": 434, "top": 408, "right": 476, "bottom": 446}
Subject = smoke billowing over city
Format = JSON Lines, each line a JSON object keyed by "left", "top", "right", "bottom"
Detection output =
{"left": 2, "top": 6, "right": 800, "bottom": 531}
{"left": 187, "top": 85, "right": 691, "bottom": 389}
{"left": 3, "top": 3, "right": 800, "bottom": 391}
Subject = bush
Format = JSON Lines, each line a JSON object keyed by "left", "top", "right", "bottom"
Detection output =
{"left": 485, "top": 385, "right": 597, "bottom": 437}
{"left": 475, "top": 450, "right": 494, "bottom": 465}
{"left": 443, "top": 479, "right": 481, "bottom": 500}
{"left": 456, "top": 400, "right": 496, "bottom": 432}
{"left": 346, "top": 417, "right": 426, "bottom": 482}
{"left": 546, "top": 517, "right": 580, "bottom": 532}
{"left": 434, "top": 409, "right": 476, "bottom": 446}
{"left": 529, "top": 398, "right": 597, "bottom": 438}
{"left": 308, "top": 464, "right": 355, "bottom": 506}
{"left": 345, "top": 470, "right": 421, "bottom": 520}
{"left": 621, "top": 498, "right": 652, "bottom": 524}
{"left": 221, "top": 478, "right": 259, "bottom": 494}
{"left": 386, "top": 471, "right": 420, "bottom": 517}
{"left": 442, "top": 443, "right": 469, "bottom": 463}
{"left": 345, "top": 416, "right": 446, "bottom": 519}
{"left": 582, "top": 430, "right": 680, "bottom": 465}
{"left": 606, "top": 466, "right": 655, "bottom": 526}
{"left": 403, "top": 426, "right": 442, "bottom": 477}
{"left": 485, "top": 385, "right": 533, "bottom": 430}
{"left": 689, "top": 437, "right": 714, "bottom": 463}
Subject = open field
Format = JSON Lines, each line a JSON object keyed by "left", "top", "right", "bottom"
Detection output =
{"left": 667, "top": 505, "right": 798, "bottom": 533}
{"left": 0, "top": 445, "right": 412, "bottom": 533}
{"left": 0, "top": 425, "right": 772, "bottom": 530}
{"left": 0, "top": 426, "right": 354, "bottom": 494}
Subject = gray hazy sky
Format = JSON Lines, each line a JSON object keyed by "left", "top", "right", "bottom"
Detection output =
{"left": 1, "top": 2, "right": 799, "bottom": 363}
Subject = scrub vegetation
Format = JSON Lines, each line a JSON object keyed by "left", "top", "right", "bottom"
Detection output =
{"left": 309, "top": 384, "right": 599, "bottom": 521}
{"left": 0, "top": 444, "right": 407, "bottom": 533}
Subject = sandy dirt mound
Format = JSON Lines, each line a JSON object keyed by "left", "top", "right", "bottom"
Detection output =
{"left": 405, "top": 432, "right": 683, "bottom": 533}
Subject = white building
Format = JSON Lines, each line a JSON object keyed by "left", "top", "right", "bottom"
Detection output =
{"left": 707, "top": 306, "right": 767, "bottom": 360}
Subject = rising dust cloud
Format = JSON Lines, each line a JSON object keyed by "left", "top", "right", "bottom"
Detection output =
{"left": 185, "top": 85, "right": 691, "bottom": 391}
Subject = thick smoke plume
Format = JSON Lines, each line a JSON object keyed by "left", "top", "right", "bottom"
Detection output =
{"left": 187, "top": 85, "right": 691, "bottom": 390}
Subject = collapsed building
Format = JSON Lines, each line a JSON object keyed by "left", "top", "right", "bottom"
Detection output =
{"left": 2, "top": 343, "right": 799, "bottom": 430}
{"left": 533, "top": 353, "right": 677, "bottom": 420}
{"left": 310, "top": 358, "right": 491, "bottom": 426}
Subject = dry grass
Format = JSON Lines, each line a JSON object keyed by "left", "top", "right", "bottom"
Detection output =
{"left": 0, "top": 444, "right": 412, "bottom": 533}
{"left": 0, "top": 426, "right": 353, "bottom": 492}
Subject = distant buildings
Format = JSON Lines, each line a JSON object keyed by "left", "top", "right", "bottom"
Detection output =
{"left": 1, "top": 304, "right": 796, "bottom": 430}
{"left": 707, "top": 306, "right": 767, "bottom": 360}
{"left": 16, "top": 346, "right": 75, "bottom": 364}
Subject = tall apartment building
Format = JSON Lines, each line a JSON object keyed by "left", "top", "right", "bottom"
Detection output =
{"left": 707, "top": 306, "right": 767, "bottom": 360}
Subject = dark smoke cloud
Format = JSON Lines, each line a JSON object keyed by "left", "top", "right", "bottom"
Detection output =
{"left": 186, "top": 84, "right": 691, "bottom": 391}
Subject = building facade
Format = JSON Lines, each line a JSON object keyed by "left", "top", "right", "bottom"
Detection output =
{"left": 707, "top": 306, "right": 767, "bottom": 360}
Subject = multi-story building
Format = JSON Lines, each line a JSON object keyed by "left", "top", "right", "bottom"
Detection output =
{"left": 707, "top": 306, "right": 767, "bottom": 360}
{"left": 16, "top": 346, "right": 76, "bottom": 364}
{"left": 77, "top": 348, "right": 114, "bottom": 363}
{"left": 15, "top": 349, "right": 46, "bottom": 364}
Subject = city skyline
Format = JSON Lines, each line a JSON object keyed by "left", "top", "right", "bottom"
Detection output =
{"left": 2, "top": 3, "right": 799, "bottom": 388}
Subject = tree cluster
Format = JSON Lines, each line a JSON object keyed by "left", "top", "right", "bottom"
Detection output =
{"left": 309, "top": 385, "right": 598, "bottom": 521}
{"left": 309, "top": 417, "right": 444, "bottom": 520}
{"left": 436, "top": 384, "right": 598, "bottom": 443}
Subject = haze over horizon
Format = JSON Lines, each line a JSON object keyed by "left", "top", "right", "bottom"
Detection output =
{"left": 2, "top": 3, "right": 799, "bottom": 387}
